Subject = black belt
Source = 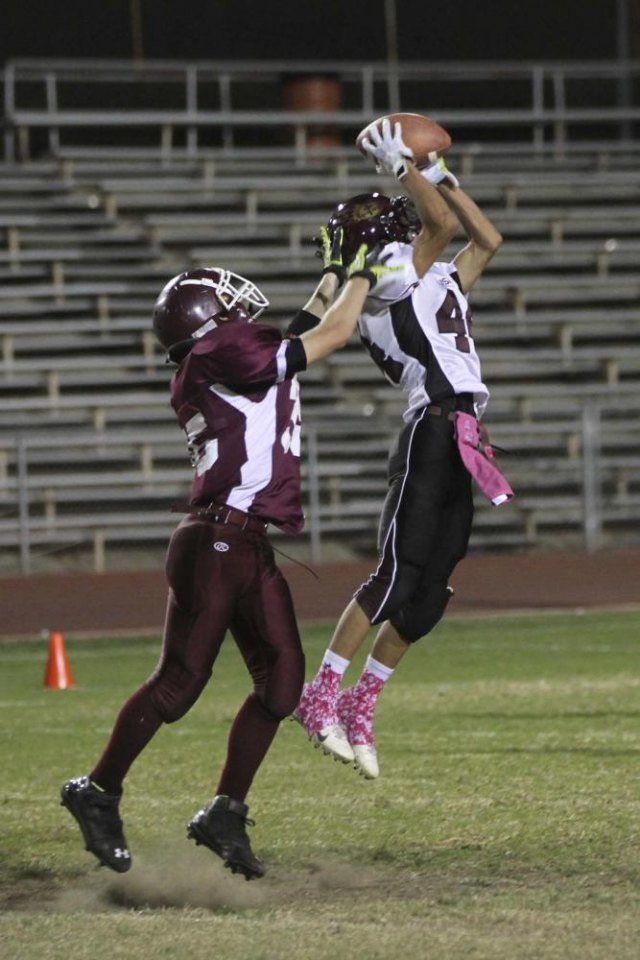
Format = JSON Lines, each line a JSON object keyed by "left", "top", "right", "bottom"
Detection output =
{"left": 427, "top": 406, "right": 456, "bottom": 421}
{"left": 427, "top": 393, "right": 475, "bottom": 420}
{"left": 172, "top": 502, "right": 268, "bottom": 534}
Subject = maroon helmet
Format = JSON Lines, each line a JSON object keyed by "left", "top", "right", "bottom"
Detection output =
{"left": 152, "top": 267, "right": 269, "bottom": 351}
{"left": 325, "top": 192, "right": 420, "bottom": 263}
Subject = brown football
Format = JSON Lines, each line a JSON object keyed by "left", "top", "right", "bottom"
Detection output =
{"left": 356, "top": 112, "right": 452, "bottom": 168}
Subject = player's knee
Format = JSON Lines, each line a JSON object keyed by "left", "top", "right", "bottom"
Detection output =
{"left": 258, "top": 655, "right": 305, "bottom": 721}
{"left": 259, "top": 698, "right": 294, "bottom": 723}
{"left": 250, "top": 689, "right": 295, "bottom": 724}
{"left": 148, "top": 660, "right": 210, "bottom": 723}
{"left": 368, "top": 561, "right": 422, "bottom": 625}
{"left": 268, "top": 687, "right": 303, "bottom": 721}
{"left": 391, "top": 582, "right": 454, "bottom": 644}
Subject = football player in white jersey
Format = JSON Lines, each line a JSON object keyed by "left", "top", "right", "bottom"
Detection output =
{"left": 295, "top": 119, "right": 506, "bottom": 779}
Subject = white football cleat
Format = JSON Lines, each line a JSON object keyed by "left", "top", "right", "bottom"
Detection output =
{"left": 310, "top": 722, "right": 355, "bottom": 764}
{"left": 352, "top": 743, "right": 379, "bottom": 780}
{"left": 292, "top": 682, "right": 355, "bottom": 764}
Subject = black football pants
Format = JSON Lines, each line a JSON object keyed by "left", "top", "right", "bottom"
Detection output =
{"left": 355, "top": 397, "right": 474, "bottom": 642}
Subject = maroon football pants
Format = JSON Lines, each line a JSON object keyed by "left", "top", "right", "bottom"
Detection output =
{"left": 91, "top": 516, "right": 305, "bottom": 801}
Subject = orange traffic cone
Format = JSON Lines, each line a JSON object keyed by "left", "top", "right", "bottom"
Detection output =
{"left": 44, "top": 631, "right": 75, "bottom": 690}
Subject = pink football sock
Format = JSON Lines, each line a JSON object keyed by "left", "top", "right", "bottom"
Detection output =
{"left": 295, "top": 663, "right": 343, "bottom": 734}
{"left": 338, "top": 670, "right": 386, "bottom": 745}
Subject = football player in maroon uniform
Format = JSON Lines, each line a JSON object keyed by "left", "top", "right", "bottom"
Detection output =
{"left": 60, "top": 238, "right": 398, "bottom": 880}
{"left": 294, "top": 120, "right": 509, "bottom": 780}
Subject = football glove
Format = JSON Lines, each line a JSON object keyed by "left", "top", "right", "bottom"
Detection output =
{"left": 316, "top": 225, "right": 346, "bottom": 284}
{"left": 347, "top": 243, "right": 403, "bottom": 289}
{"left": 361, "top": 118, "right": 415, "bottom": 180}
{"left": 420, "top": 157, "right": 459, "bottom": 189}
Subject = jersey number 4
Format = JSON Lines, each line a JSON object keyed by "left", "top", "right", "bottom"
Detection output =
{"left": 436, "top": 291, "right": 472, "bottom": 354}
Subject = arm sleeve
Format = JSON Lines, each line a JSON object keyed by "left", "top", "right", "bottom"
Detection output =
{"left": 285, "top": 308, "right": 321, "bottom": 336}
{"left": 283, "top": 336, "right": 307, "bottom": 378}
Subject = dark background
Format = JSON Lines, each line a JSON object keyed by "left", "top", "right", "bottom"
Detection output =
{"left": 2, "top": 0, "right": 639, "bottom": 65}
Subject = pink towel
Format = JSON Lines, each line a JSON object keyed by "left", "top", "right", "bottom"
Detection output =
{"left": 453, "top": 412, "right": 514, "bottom": 506}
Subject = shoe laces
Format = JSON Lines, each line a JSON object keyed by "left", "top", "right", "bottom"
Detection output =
{"left": 216, "top": 806, "right": 255, "bottom": 834}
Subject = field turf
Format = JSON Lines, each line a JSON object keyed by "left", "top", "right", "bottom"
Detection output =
{"left": 1, "top": 609, "right": 640, "bottom": 959}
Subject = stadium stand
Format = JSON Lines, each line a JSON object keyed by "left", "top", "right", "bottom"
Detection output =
{"left": 1, "top": 59, "right": 639, "bottom": 573}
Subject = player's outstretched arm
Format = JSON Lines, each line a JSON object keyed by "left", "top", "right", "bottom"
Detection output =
{"left": 433, "top": 176, "right": 503, "bottom": 292}
{"left": 400, "top": 163, "right": 459, "bottom": 277}
{"left": 302, "top": 224, "right": 346, "bottom": 318}
{"left": 299, "top": 270, "right": 341, "bottom": 320}
{"left": 360, "top": 119, "right": 458, "bottom": 278}
{"left": 285, "top": 226, "right": 345, "bottom": 337}
{"left": 299, "top": 277, "right": 368, "bottom": 365}
{"left": 300, "top": 245, "right": 401, "bottom": 365}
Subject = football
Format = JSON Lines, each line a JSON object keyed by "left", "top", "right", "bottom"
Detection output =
{"left": 356, "top": 112, "right": 452, "bottom": 169}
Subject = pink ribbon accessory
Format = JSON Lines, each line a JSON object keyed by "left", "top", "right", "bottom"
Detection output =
{"left": 453, "top": 411, "right": 514, "bottom": 506}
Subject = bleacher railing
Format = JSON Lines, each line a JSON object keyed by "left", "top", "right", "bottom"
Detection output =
{"left": 4, "top": 412, "right": 607, "bottom": 576}
{"left": 4, "top": 58, "right": 640, "bottom": 161}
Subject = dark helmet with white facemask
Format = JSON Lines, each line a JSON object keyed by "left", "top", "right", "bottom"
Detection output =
{"left": 152, "top": 267, "right": 269, "bottom": 352}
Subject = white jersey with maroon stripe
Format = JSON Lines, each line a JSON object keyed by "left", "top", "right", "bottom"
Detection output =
{"left": 170, "top": 321, "right": 306, "bottom": 534}
{"left": 358, "top": 241, "right": 489, "bottom": 421}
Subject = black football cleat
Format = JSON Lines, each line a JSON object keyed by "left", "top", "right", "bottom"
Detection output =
{"left": 187, "top": 795, "right": 265, "bottom": 880}
{"left": 60, "top": 775, "right": 132, "bottom": 873}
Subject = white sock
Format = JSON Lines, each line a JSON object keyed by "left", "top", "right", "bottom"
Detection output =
{"left": 321, "top": 649, "right": 350, "bottom": 677}
{"left": 363, "top": 655, "right": 394, "bottom": 683}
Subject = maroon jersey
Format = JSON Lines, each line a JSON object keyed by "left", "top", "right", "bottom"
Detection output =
{"left": 170, "top": 321, "right": 307, "bottom": 534}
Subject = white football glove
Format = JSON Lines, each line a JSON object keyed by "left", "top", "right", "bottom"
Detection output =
{"left": 361, "top": 118, "right": 415, "bottom": 180}
{"left": 420, "top": 157, "right": 459, "bottom": 189}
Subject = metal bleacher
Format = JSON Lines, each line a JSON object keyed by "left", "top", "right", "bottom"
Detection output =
{"left": 1, "top": 58, "right": 640, "bottom": 573}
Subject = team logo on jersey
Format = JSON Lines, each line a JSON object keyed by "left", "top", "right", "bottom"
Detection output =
{"left": 213, "top": 542, "right": 229, "bottom": 552}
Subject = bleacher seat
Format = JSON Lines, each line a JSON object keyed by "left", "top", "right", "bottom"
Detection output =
{"left": 1, "top": 140, "right": 640, "bottom": 572}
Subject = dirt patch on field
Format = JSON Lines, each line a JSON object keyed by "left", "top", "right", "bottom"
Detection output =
{"left": 104, "top": 851, "right": 403, "bottom": 912}
{"left": 8, "top": 847, "right": 418, "bottom": 915}
{"left": 9, "top": 846, "right": 637, "bottom": 919}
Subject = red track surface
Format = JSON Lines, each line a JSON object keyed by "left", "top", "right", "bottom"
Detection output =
{"left": 1, "top": 549, "right": 638, "bottom": 640}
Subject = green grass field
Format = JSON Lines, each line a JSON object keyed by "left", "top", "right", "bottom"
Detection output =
{"left": 2, "top": 609, "right": 640, "bottom": 959}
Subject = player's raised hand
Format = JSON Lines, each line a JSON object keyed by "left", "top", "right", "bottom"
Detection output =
{"left": 316, "top": 225, "right": 346, "bottom": 284}
{"left": 361, "top": 119, "right": 415, "bottom": 180}
{"left": 420, "top": 156, "right": 459, "bottom": 189}
{"left": 346, "top": 243, "right": 403, "bottom": 289}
